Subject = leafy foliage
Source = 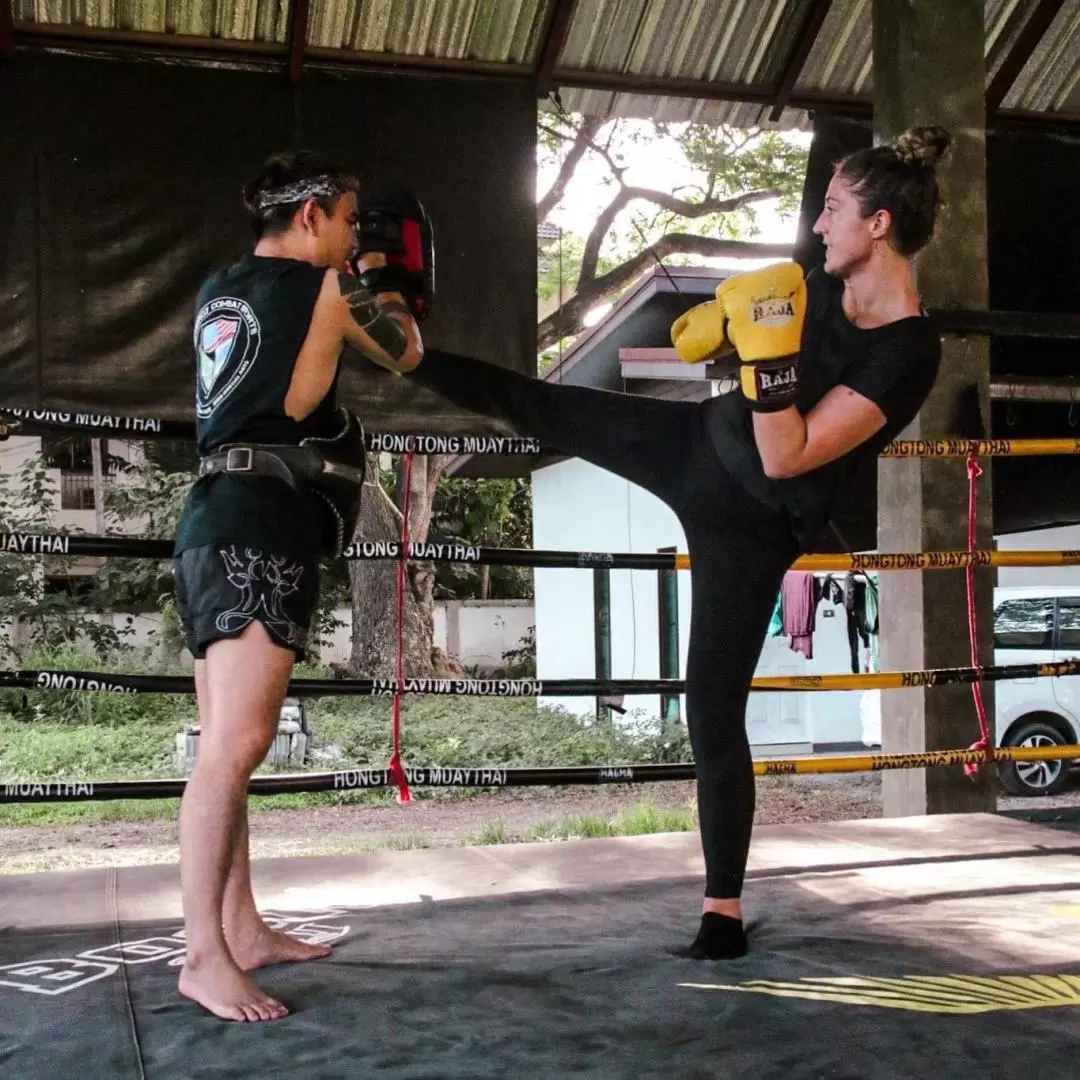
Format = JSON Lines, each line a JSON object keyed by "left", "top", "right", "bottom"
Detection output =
{"left": 536, "top": 111, "right": 809, "bottom": 352}
{"left": 0, "top": 453, "right": 131, "bottom": 661}
{"left": 429, "top": 474, "right": 533, "bottom": 599}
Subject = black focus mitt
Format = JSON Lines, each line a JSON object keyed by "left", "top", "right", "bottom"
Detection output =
{"left": 350, "top": 185, "right": 435, "bottom": 322}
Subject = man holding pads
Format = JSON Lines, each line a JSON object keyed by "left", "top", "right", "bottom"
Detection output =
{"left": 172, "top": 152, "right": 428, "bottom": 1021}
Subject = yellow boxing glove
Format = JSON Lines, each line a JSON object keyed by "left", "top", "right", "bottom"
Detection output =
{"left": 670, "top": 299, "right": 735, "bottom": 364}
{"left": 716, "top": 262, "right": 807, "bottom": 411}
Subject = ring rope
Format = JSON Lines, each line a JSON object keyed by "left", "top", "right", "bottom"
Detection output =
{"left": 3, "top": 532, "right": 1078, "bottom": 573}
{"left": 882, "top": 437, "right": 1080, "bottom": 457}
{"left": 4, "top": 408, "right": 1080, "bottom": 458}
{"left": 963, "top": 453, "right": 993, "bottom": 775}
{"left": 5, "top": 410, "right": 1078, "bottom": 803}
{"left": 4, "top": 744, "right": 1080, "bottom": 804}
{"left": 6, "top": 658, "right": 1078, "bottom": 697}
{"left": 0, "top": 410, "right": 540, "bottom": 456}
{"left": 388, "top": 453, "right": 413, "bottom": 803}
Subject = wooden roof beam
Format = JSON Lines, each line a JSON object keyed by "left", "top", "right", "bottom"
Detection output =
{"left": 1, "top": 0, "right": 15, "bottom": 59}
{"left": 769, "top": 0, "right": 834, "bottom": 122}
{"left": 535, "top": 0, "right": 576, "bottom": 96}
{"left": 285, "top": 0, "right": 311, "bottom": 84}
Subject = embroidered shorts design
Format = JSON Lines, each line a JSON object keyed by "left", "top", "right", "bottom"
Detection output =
{"left": 172, "top": 544, "right": 319, "bottom": 660}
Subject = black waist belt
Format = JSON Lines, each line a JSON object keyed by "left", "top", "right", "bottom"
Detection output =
{"left": 198, "top": 411, "right": 367, "bottom": 556}
{"left": 198, "top": 444, "right": 364, "bottom": 489}
{"left": 199, "top": 445, "right": 310, "bottom": 490}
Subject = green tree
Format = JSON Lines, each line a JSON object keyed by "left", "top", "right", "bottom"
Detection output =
{"left": 537, "top": 111, "right": 808, "bottom": 356}
{"left": 430, "top": 474, "right": 533, "bottom": 600}
{"left": 0, "top": 453, "right": 130, "bottom": 661}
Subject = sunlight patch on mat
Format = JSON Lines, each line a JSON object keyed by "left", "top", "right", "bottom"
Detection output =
{"left": 679, "top": 973, "right": 1080, "bottom": 1014}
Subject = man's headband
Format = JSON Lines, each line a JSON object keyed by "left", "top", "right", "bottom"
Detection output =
{"left": 255, "top": 176, "right": 350, "bottom": 211}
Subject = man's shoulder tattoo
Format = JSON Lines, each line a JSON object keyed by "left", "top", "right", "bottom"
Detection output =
{"left": 337, "top": 272, "right": 379, "bottom": 326}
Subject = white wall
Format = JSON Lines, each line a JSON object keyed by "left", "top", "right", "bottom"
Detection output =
{"left": 321, "top": 601, "right": 532, "bottom": 671}
{"left": 531, "top": 457, "right": 692, "bottom": 718}
{"left": 530, "top": 457, "right": 866, "bottom": 750}
{"left": 439, "top": 599, "right": 533, "bottom": 670}
{"left": 531, "top": 465, "right": 1080, "bottom": 751}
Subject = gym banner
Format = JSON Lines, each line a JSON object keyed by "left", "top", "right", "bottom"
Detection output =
{"left": 0, "top": 52, "right": 537, "bottom": 432}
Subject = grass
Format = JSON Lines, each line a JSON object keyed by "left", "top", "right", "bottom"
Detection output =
{"left": 0, "top": 798, "right": 699, "bottom": 875}
{"left": 0, "top": 644, "right": 694, "bottom": 829}
{"left": 527, "top": 803, "right": 697, "bottom": 842}
{"left": 467, "top": 820, "right": 509, "bottom": 846}
{"left": 461, "top": 801, "right": 697, "bottom": 848}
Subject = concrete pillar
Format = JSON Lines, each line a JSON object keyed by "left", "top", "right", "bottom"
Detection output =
{"left": 873, "top": 0, "right": 997, "bottom": 816}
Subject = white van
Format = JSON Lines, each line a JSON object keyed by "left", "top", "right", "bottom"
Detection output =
{"left": 861, "top": 586, "right": 1080, "bottom": 797}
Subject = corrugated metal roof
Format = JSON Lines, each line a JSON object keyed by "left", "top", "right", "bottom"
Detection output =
{"left": 559, "top": 0, "right": 777, "bottom": 88}
{"left": 554, "top": 0, "right": 815, "bottom": 129}
{"left": 792, "top": 0, "right": 1080, "bottom": 116}
{"left": 552, "top": 87, "right": 809, "bottom": 130}
{"left": 12, "top": 0, "right": 1080, "bottom": 127}
{"left": 794, "top": 0, "right": 871, "bottom": 98}
{"left": 12, "top": 0, "right": 290, "bottom": 41}
{"left": 307, "top": 0, "right": 545, "bottom": 61}
{"left": 1000, "top": 0, "right": 1080, "bottom": 112}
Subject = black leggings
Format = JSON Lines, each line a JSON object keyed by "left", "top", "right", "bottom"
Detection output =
{"left": 410, "top": 352, "right": 800, "bottom": 898}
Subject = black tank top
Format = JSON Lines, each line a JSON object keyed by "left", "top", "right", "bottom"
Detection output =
{"left": 174, "top": 254, "right": 342, "bottom": 558}
{"left": 193, "top": 254, "right": 338, "bottom": 451}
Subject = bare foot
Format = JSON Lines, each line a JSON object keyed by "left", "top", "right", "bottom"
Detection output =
{"left": 178, "top": 952, "right": 289, "bottom": 1022}
{"left": 227, "top": 925, "right": 333, "bottom": 972}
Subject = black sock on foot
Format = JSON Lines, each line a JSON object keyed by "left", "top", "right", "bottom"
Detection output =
{"left": 669, "top": 912, "right": 747, "bottom": 960}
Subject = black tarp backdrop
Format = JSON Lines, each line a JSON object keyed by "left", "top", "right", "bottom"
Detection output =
{"left": 0, "top": 51, "right": 537, "bottom": 433}
{"left": 792, "top": 112, "right": 1080, "bottom": 546}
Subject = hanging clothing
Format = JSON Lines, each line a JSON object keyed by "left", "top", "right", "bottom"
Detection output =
{"left": 864, "top": 574, "right": 880, "bottom": 671}
{"left": 781, "top": 571, "right": 817, "bottom": 659}
{"left": 840, "top": 573, "right": 863, "bottom": 673}
{"left": 768, "top": 590, "right": 783, "bottom": 637}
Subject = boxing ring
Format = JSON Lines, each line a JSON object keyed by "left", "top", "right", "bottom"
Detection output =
{"left": 4, "top": 410, "right": 1080, "bottom": 1076}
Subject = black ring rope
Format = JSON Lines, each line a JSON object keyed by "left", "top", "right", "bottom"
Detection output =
{"left": 4, "top": 658, "right": 1078, "bottom": 698}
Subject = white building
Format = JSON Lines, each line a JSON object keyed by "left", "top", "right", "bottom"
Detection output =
{"left": 0, "top": 430, "right": 145, "bottom": 588}
{"left": 449, "top": 265, "right": 1080, "bottom": 755}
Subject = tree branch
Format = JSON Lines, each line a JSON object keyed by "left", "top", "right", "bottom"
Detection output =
{"left": 539, "top": 233, "right": 794, "bottom": 352}
{"left": 589, "top": 124, "right": 627, "bottom": 182}
{"left": 576, "top": 186, "right": 783, "bottom": 289}
{"left": 537, "top": 116, "right": 604, "bottom": 222}
{"left": 627, "top": 185, "right": 783, "bottom": 220}
{"left": 578, "top": 187, "right": 634, "bottom": 287}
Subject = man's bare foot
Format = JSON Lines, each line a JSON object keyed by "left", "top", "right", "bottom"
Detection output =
{"left": 178, "top": 952, "right": 289, "bottom": 1022}
{"left": 227, "top": 924, "right": 333, "bottom": 972}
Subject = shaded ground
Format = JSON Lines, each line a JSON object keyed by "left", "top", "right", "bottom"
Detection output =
{"left": 3, "top": 771, "right": 1074, "bottom": 874}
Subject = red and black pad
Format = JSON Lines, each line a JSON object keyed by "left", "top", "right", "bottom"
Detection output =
{"left": 352, "top": 185, "right": 435, "bottom": 322}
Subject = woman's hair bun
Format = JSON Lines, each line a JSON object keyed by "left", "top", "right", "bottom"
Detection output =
{"left": 895, "top": 125, "right": 953, "bottom": 169}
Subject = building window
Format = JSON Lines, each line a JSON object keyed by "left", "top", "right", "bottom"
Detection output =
{"left": 40, "top": 436, "right": 110, "bottom": 510}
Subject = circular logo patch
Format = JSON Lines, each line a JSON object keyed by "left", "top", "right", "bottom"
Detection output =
{"left": 193, "top": 296, "right": 262, "bottom": 418}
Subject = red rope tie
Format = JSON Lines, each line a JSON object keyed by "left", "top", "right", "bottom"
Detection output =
{"left": 963, "top": 452, "right": 993, "bottom": 776}
{"left": 388, "top": 451, "right": 413, "bottom": 804}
